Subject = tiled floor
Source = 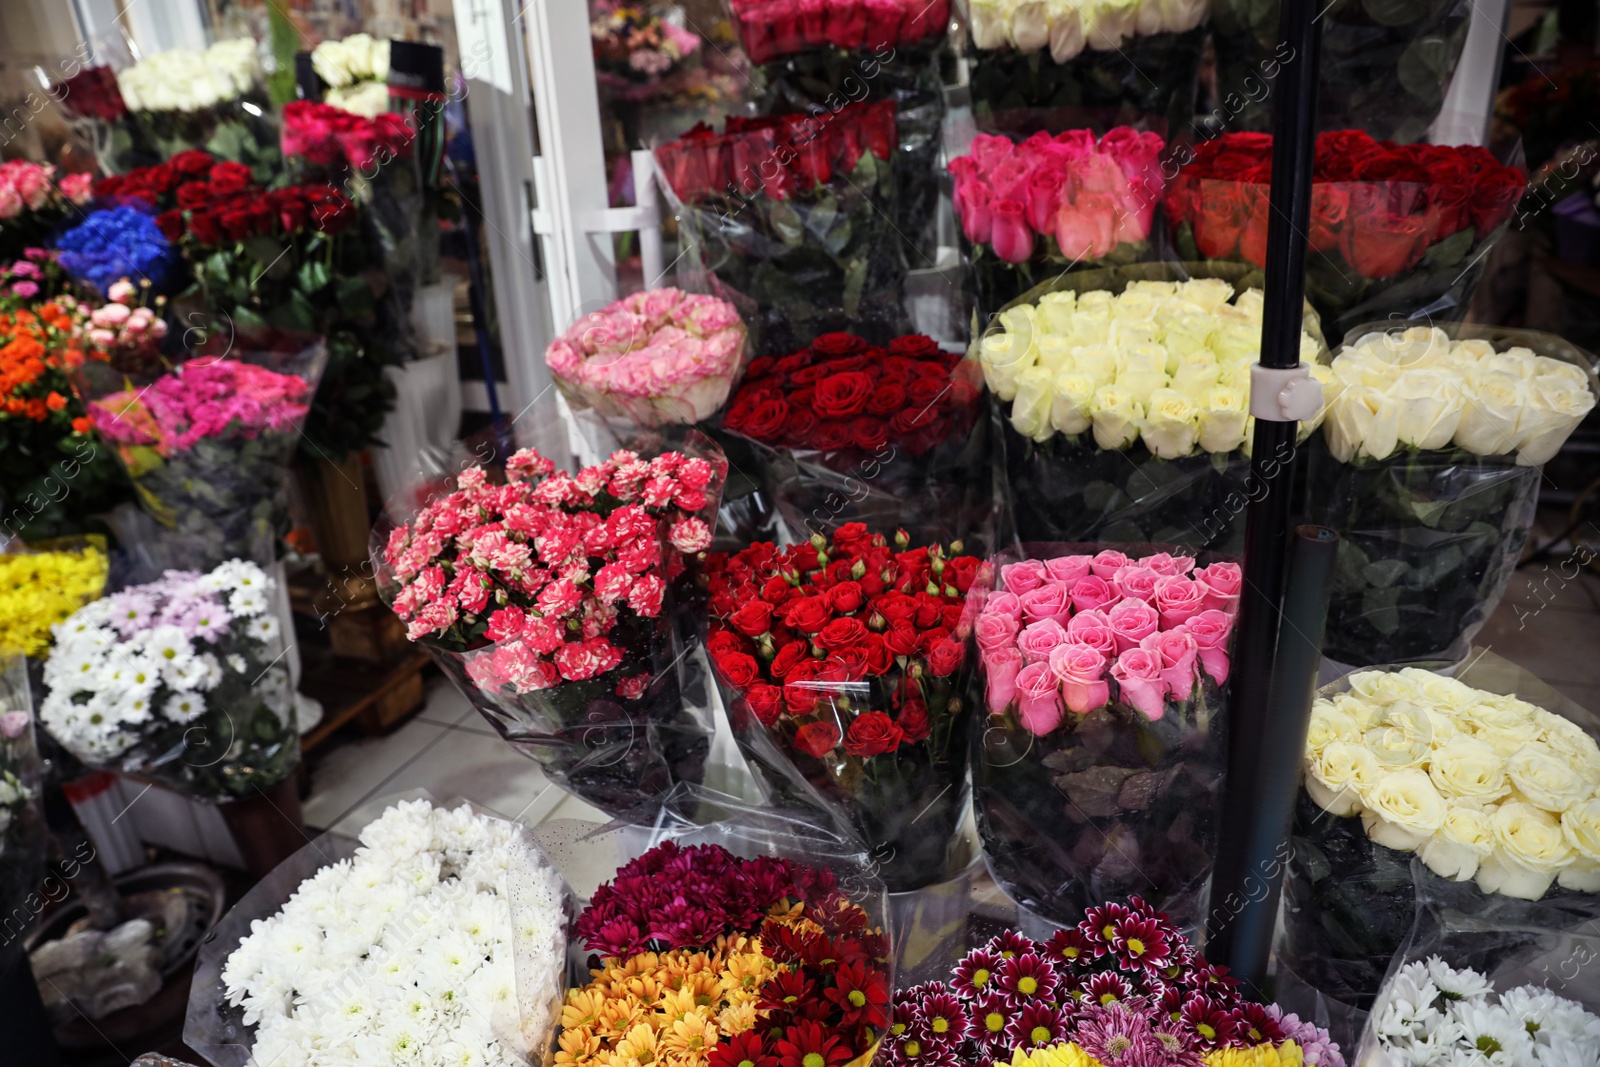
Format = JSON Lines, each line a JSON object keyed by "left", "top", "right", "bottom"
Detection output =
{"left": 299, "top": 509, "right": 1600, "bottom": 835}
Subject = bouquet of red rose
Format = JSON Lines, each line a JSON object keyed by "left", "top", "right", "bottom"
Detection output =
{"left": 719, "top": 331, "right": 990, "bottom": 546}
{"left": 950, "top": 128, "right": 1168, "bottom": 320}
{"left": 973, "top": 546, "right": 1239, "bottom": 929}
{"left": 703, "top": 523, "right": 980, "bottom": 892}
{"left": 654, "top": 100, "right": 909, "bottom": 355}
{"left": 728, "top": 0, "right": 950, "bottom": 63}
{"left": 1166, "top": 131, "right": 1527, "bottom": 338}
{"left": 376, "top": 443, "right": 727, "bottom": 815}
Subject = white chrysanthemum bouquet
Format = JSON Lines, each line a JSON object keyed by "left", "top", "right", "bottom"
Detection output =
{"left": 38, "top": 559, "right": 298, "bottom": 800}
{"left": 1365, "top": 956, "right": 1600, "bottom": 1067}
{"left": 218, "top": 800, "right": 567, "bottom": 1067}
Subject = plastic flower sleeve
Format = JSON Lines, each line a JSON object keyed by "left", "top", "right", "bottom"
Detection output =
{"left": 963, "top": 0, "right": 1206, "bottom": 138}
{"left": 183, "top": 793, "right": 572, "bottom": 1067}
{"left": 1209, "top": 0, "right": 1471, "bottom": 144}
{"left": 971, "top": 542, "right": 1237, "bottom": 931}
{"left": 652, "top": 100, "right": 911, "bottom": 356}
{"left": 1309, "top": 323, "right": 1599, "bottom": 668}
{"left": 71, "top": 333, "right": 328, "bottom": 570}
{"left": 726, "top": 0, "right": 951, "bottom": 64}
{"left": 1351, "top": 902, "right": 1600, "bottom": 1066}
{"left": 701, "top": 526, "right": 985, "bottom": 892}
{"left": 1276, "top": 651, "right": 1600, "bottom": 1042}
{"left": 979, "top": 262, "right": 1327, "bottom": 554}
{"left": 372, "top": 432, "right": 727, "bottom": 818}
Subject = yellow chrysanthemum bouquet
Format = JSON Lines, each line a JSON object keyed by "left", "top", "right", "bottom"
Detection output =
{"left": 0, "top": 537, "right": 108, "bottom": 658}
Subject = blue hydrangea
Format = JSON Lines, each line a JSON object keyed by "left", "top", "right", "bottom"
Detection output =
{"left": 54, "top": 206, "right": 179, "bottom": 294}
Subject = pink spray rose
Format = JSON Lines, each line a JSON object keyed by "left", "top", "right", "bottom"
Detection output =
{"left": 1014, "top": 660, "right": 1064, "bottom": 736}
{"left": 1048, "top": 643, "right": 1110, "bottom": 715}
{"left": 1111, "top": 647, "right": 1170, "bottom": 721}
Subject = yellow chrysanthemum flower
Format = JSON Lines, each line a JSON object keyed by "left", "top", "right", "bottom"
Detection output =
{"left": 1203, "top": 1041, "right": 1304, "bottom": 1067}
{"left": 0, "top": 544, "right": 106, "bottom": 659}
{"left": 564, "top": 989, "right": 610, "bottom": 1030}
{"left": 557, "top": 1028, "right": 605, "bottom": 1067}
{"left": 613, "top": 1023, "right": 662, "bottom": 1067}
{"left": 716, "top": 1000, "right": 757, "bottom": 1036}
{"left": 1006, "top": 1042, "right": 1101, "bottom": 1067}
{"left": 659, "top": 1016, "right": 719, "bottom": 1057}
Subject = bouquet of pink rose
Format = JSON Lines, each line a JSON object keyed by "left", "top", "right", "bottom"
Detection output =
{"left": 544, "top": 287, "right": 749, "bottom": 428}
{"left": 375, "top": 442, "right": 728, "bottom": 815}
{"left": 972, "top": 545, "right": 1240, "bottom": 929}
{"left": 950, "top": 128, "right": 1167, "bottom": 319}
{"left": 0, "top": 162, "right": 94, "bottom": 261}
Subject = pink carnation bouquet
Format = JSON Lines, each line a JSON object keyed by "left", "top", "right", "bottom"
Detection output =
{"left": 0, "top": 161, "right": 94, "bottom": 261}
{"left": 949, "top": 128, "right": 1168, "bottom": 316}
{"left": 71, "top": 336, "right": 326, "bottom": 567}
{"left": 375, "top": 440, "right": 728, "bottom": 814}
{"left": 543, "top": 287, "right": 748, "bottom": 428}
{"left": 971, "top": 545, "right": 1239, "bottom": 929}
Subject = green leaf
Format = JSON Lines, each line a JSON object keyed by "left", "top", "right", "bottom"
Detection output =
{"left": 297, "top": 257, "right": 331, "bottom": 293}
{"left": 204, "top": 120, "right": 255, "bottom": 164}
{"left": 244, "top": 235, "right": 288, "bottom": 268}
{"left": 1423, "top": 227, "right": 1474, "bottom": 271}
{"left": 265, "top": 290, "right": 318, "bottom": 333}
{"left": 335, "top": 275, "right": 376, "bottom": 318}
{"left": 1362, "top": 558, "right": 1409, "bottom": 588}
{"left": 768, "top": 198, "right": 804, "bottom": 246}
{"left": 842, "top": 255, "right": 867, "bottom": 318}
{"left": 1362, "top": 0, "right": 1427, "bottom": 26}
{"left": 1361, "top": 586, "right": 1403, "bottom": 634}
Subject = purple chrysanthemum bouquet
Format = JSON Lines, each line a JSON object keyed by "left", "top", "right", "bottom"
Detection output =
{"left": 880, "top": 897, "right": 1344, "bottom": 1067}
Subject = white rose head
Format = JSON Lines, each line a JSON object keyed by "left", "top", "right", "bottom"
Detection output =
{"left": 1394, "top": 368, "right": 1466, "bottom": 451}
{"left": 1176, "top": 277, "right": 1235, "bottom": 312}
{"left": 1010, "top": 0, "right": 1052, "bottom": 51}
{"left": 1306, "top": 739, "right": 1383, "bottom": 817}
{"left": 1037, "top": 334, "right": 1074, "bottom": 373}
{"left": 1558, "top": 797, "right": 1600, "bottom": 891}
{"left": 1171, "top": 351, "right": 1222, "bottom": 395}
{"left": 1047, "top": 1, "right": 1086, "bottom": 60}
{"left": 1050, "top": 369, "right": 1096, "bottom": 435}
{"left": 1162, "top": 312, "right": 1215, "bottom": 358}
{"left": 1419, "top": 805, "right": 1496, "bottom": 881}
{"left": 1306, "top": 702, "right": 1362, "bottom": 754}
{"left": 1428, "top": 736, "right": 1510, "bottom": 805}
{"left": 980, "top": 332, "right": 1035, "bottom": 401}
{"left": 1361, "top": 768, "right": 1448, "bottom": 852}
{"left": 1324, "top": 384, "right": 1401, "bottom": 463}
{"left": 1010, "top": 365, "right": 1057, "bottom": 442}
{"left": 1539, "top": 714, "right": 1600, "bottom": 785}
{"left": 1196, "top": 384, "right": 1249, "bottom": 455}
{"left": 969, "top": 0, "right": 1014, "bottom": 48}
{"left": 1072, "top": 343, "right": 1118, "bottom": 389}
{"left": 1090, "top": 384, "right": 1143, "bottom": 451}
{"left": 1477, "top": 802, "right": 1574, "bottom": 900}
{"left": 1515, "top": 374, "right": 1595, "bottom": 467}
{"left": 1455, "top": 371, "right": 1529, "bottom": 456}
{"left": 1036, "top": 290, "right": 1078, "bottom": 335}
{"left": 1139, "top": 387, "right": 1200, "bottom": 459}
{"left": 1505, "top": 745, "right": 1589, "bottom": 813}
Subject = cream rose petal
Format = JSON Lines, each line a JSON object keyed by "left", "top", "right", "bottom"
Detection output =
{"left": 1360, "top": 768, "right": 1448, "bottom": 852}
{"left": 1418, "top": 805, "right": 1496, "bottom": 881}
{"left": 1476, "top": 802, "right": 1573, "bottom": 901}
{"left": 1306, "top": 741, "right": 1383, "bottom": 818}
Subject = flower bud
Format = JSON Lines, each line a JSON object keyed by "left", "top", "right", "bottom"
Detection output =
{"left": 851, "top": 559, "right": 866, "bottom": 580}
{"left": 894, "top": 529, "right": 911, "bottom": 549}
{"left": 926, "top": 581, "right": 940, "bottom": 595}
{"left": 948, "top": 697, "right": 963, "bottom": 715}
{"left": 910, "top": 664, "right": 924, "bottom": 680}
{"left": 811, "top": 532, "right": 828, "bottom": 552}
{"left": 758, "top": 634, "right": 775, "bottom": 659}
{"left": 867, "top": 612, "right": 887, "bottom": 632}
{"left": 950, "top": 540, "right": 964, "bottom": 555}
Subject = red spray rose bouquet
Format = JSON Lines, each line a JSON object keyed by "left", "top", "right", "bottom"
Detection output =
{"left": 653, "top": 100, "right": 910, "bottom": 355}
{"left": 1166, "top": 130, "right": 1527, "bottom": 338}
{"left": 972, "top": 545, "right": 1239, "bottom": 930}
{"left": 950, "top": 127, "right": 1168, "bottom": 318}
{"left": 728, "top": 0, "right": 951, "bottom": 63}
{"left": 280, "top": 100, "right": 414, "bottom": 175}
{"left": 719, "top": 331, "right": 990, "bottom": 547}
{"left": 376, "top": 442, "right": 727, "bottom": 815}
{"left": 703, "top": 523, "right": 980, "bottom": 891}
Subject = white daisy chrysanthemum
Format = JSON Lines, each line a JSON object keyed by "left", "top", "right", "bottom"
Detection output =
{"left": 1427, "top": 955, "right": 1497, "bottom": 1004}
{"left": 1449, "top": 1003, "right": 1534, "bottom": 1067}
{"left": 163, "top": 692, "right": 206, "bottom": 724}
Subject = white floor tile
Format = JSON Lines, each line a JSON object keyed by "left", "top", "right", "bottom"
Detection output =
{"left": 302, "top": 717, "right": 450, "bottom": 830}
{"left": 381, "top": 726, "right": 552, "bottom": 823}
{"left": 414, "top": 678, "right": 495, "bottom": 733}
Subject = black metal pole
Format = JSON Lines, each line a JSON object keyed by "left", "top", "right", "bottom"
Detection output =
{"left": 1204, "top": 0, "right": 1324, "bottom": 984}
{"left": 1216, "top": 526, "right": 1338, "bottom": 983}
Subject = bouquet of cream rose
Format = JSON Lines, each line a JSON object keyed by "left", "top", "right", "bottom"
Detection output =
{"left": 1310, "top": 324, "right": 1598, "bottom": 666}
{"left": 978, "top": 270, "right": 1328, "bottom": 552}
{"left": 375, "top": 443, "right": 726, "bottom": 815}
{"left": 949, "top": 128, "right": 1168, "bottom": 319}
{"left": 544, "top": 287, "right": 749, "bottom": 429}
{"left": 310, "top": 32, "right": 391, "bottom": 118}
{"left": 116, "top": 39, "right": 280, "bottom": 178}
{"left": 973, "top": 546, "right": 1240, "bottom": 929}
{"left": 964, "top": 0, "right": 1207, "bottom": 136}
{"left": 1281, "top": 659, "right": 1600, "bottom": 1012}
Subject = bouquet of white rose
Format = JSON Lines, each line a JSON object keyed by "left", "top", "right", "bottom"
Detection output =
{"left": 978, "top": 265, "right": 1327, "bottom": 551}
{"left": 1310, "top": 324, "right": 1599, "bottom": 666}
{"left": 310, "top": 32, "right": 391, "bottom": 118}
{"left": 185, "top": 798, "right": 569, "bottom": 1067}
{"left": 963, "top": 0, "right": 1207, "bottom": 135}
{"left": 116, "top": 38, "right": 279, "bottom": 176}
{"left": 1280, "top": 656, "right": 1600, "bottom": 1016}
{"left": 38, "top": 559, "right": 298, "bottom": 801}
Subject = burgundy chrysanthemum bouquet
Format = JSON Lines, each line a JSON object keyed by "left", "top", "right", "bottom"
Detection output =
{"left": 881, "top": 899, "right": 1343, "bottom": 1067}
{"left": 376, "top": 443, "right": 727, "bottom": 815}
{"left": 973, "top": 547, "right": 1240, "bottom": 931}
{"left": 557, "top": 837, "right": 892, "bottom": 1067}
{"left": 702, "top": 523, "right": 981, "bottom": 891}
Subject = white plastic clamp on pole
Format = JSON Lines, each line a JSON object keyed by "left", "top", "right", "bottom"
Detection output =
{"left": 1249, "top": 363, "right": 1324, "bottom": 422}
